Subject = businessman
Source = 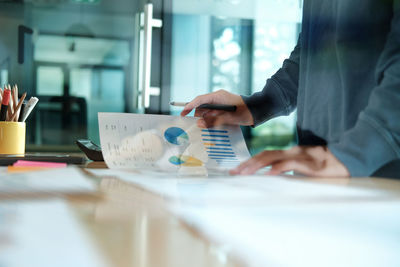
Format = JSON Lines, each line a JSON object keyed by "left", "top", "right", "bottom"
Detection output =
{"left": 181, "top": 0, "right": 400, "bottom": 177}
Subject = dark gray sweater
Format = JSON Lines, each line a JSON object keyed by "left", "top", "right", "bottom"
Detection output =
{"left": 243, "top": 0, "right": 400, "bottom": 176}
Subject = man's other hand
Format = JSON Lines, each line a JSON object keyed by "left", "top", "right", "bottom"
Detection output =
{"left": 230, "top": 146, "right": 350, "bottom": 177}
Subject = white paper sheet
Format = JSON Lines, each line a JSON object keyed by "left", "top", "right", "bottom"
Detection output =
{"left": 0, "top": 167, "right": 96, "bottom": 195}
{"left": 173, "top": 201, "right": 400, "bottom": 267}
{"left": 87, "top": 169, "right": 390, "bottom": 205}
{"left": 98, "top": 113, "right": 250, "bottom": 174}
{"left": 0, "top": 200, "right": 108, "bottom": 267}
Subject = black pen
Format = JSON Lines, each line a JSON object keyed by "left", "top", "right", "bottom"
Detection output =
{"left": 18, "top": 100, "right": 27, "bottom": 122}
{"left": 170, "top": 102, "right": 237, "bottom": 112}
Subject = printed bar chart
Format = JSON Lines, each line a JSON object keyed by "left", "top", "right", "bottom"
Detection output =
{"left": 201, "top": 129, "right": 240, "bottom": 167}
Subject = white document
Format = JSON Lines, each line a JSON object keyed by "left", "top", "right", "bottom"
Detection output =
{"left": 0, "top": 167, "right": 96, "bottom": 195}
{"left": 98, "top": 112, "right": 251, "bottom": 174}
{"left": 88, "top": 169, "right": 388, "bottom": 205}
{"left": 172, "top": 201, "right": 400, "bottom": 267}
{"left": 0, "top": 200, "right": 108, "bottom": 267}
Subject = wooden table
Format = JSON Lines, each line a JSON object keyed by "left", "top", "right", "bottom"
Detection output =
{"left": 4, "top": 162, "right": 400, "bottom": 267}
{"left": 71, "top": 163, "right": 245, "bottom": 267}
{"left": 66, "top": 163, "right": 400, "bottom": 267}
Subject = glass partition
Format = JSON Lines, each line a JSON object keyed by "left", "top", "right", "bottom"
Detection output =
{"left": 0, "top": 0, "right": 148, "bottom": 151}
{"left": 170, "top": 0, "right": 302, "bottom": 153}
{"left": 0, "top": 0, "right": 302, "bottom": 153}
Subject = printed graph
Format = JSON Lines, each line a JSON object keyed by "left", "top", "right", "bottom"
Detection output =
{"left": 168, "top": 155, "right": 203, "bottom": 167}
{"left": 164, "top": 127, "right": 189, "bottom": 145}
{"left": 202, "top": 129, "right": 240, "bottom": 167}
{"left": 99, "top": 113, "right": 250, "bottom": 172}
{"left": 164, "top": 127, "right": 204, "bottom": 167}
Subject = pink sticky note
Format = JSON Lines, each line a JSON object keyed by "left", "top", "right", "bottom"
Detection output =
{"left": 13, "top": 160, "right": 67, "bottom": 168}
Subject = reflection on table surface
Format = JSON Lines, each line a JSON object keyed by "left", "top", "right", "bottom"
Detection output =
{"left": 71, "top": 173, "right": 243, "bottom": 267}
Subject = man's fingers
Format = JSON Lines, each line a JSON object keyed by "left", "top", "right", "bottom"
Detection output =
{"left": 180, "top": 97, "right": 202, "bottom": 116}
{"left": 267, "top": 156, "right": 343, "bottom": 177}
{"left": 194, "top": 108, "right": 207, "bottom": 118}
{"left": 230, "top": 150, "right": 287, "bottom": 175}
{"left": 180, "top": 100, "right": 199, "bottom": 116}
{"left": 202, "top": 110, "right": 228, "bottom": 126}
{"left": 197, "top": 110, "right": 226, "bottom": 128}
{"left": 239, "top": 159, "right": 268, "bottom": 175}
{"left": 181, "top": 94, "right": 216, "bottom": 117}
{"left": 229, "top": 146, "right": 350, "bottom": 178}
{"left": 197, "top": 110, "right": 236, "bottom": 128}
{"left": 230, "top": 157, "right": 267, "bottom": 175}
{"left": 195, "top": 108, "right": 223, "bottom": 119}
{"left": 267, "top": 159, "right": 315, "bottom": 176}
{"left": 180, "top": 109, "right": 191, "bottom": 117}
{"left": 230, "top": 154, "right": 262, "bottom": 175}
{"left": 196, "top": 118, "right": 207, "bottom": 128}
{"left": 196, "top": 109, "right": 242, "bottom": 128}
{"left": 230, "top": 158, "right": 256, "bottom": 175}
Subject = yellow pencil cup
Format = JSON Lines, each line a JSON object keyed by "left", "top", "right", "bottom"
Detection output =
{"left": 0, "top": 122, "right": 26, "bottom": 155}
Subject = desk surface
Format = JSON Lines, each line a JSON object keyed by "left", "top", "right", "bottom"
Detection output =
{"left": 3, "top": 163, "right": 400, "bottom": 267}
{"left": 71, "top": 165, "right": 245, "bottom": 267}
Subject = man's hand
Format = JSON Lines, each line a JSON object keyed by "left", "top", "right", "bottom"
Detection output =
{"left": 181, "top": 90, "right": 254, "bottom": 128}
{"left": 230, "top": 146, "right": 350, "bottom": 177}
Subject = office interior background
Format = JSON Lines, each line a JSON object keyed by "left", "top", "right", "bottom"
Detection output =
{"left": 0, "top": 0, "right": 302, "bottom": 153}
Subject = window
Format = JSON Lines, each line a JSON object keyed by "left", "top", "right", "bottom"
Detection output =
{"left": 0, "top": 0, "right": 302, "bottom": 152}
{"left": 170, "top": 0, "right": 302, "bottom": 154}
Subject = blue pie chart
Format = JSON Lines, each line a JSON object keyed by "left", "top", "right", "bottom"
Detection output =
{"left": 164, "top": 127, "right": 189, "bottom": 145}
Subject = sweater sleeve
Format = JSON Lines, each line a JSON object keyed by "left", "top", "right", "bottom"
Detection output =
{"left": 329, "top": 1, "right": 400, "bottom": 177}
{"left": 241, "top": 34, "right": 301, "bottom": 126}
